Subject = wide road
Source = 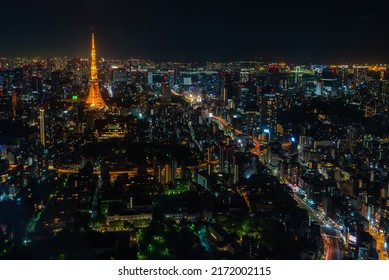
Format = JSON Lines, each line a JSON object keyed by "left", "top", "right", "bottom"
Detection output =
{"left": 170, "top": 89, "right": 290, "bottom": 156}
{"left": 212, "top": 115, "right": 292, "bottom": 157}
{"left": 171, "top": 89, "right": 183, "bottom": 97}
{"left": 368, "top": 226, "right": 388, "bottom": 260}
{"left": 321, "top": 226, "right": 342, "bottom": 260}
{"left": 292, "top": 188, "right": 343, "bottom": 260}
{"left": 212, "top": 115, "right": 261, "bottom": 154}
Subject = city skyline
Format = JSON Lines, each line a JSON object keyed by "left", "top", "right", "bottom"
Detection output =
{"left": 1, "top": 1, "right": 389, "bottom": 262}
{"left": 1, "top": 0, "right": 388, "bottom": 63}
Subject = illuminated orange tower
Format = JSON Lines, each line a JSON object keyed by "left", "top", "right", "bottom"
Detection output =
{"left": 85, "top": 30, "right": 108, "bottom": 108}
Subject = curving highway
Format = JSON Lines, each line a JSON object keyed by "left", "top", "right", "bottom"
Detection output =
{"left": 212, "top": 115, "right": 291, "bottom": 156}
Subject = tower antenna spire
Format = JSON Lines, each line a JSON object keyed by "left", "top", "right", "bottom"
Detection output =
{"left": 85, "top": 28, "right": 108, "bottom": 109}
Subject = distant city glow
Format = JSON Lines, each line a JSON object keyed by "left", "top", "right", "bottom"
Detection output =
{"left": 0, "top": 29, "right": 388, "bottom": 262}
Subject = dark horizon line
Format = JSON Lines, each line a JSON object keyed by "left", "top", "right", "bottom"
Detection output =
{"left": 1, "top": 54, "right": 388, "bottom": 66}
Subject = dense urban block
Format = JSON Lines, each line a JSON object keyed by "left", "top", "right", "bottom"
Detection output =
{"left": 0, "top": 28, "right": 389, "bottom": 260}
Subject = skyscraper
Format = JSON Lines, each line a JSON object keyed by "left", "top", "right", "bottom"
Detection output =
{"left": 259, "top": 92, "right": 278, "bottom": 133}
{"left": 39, "top": 108, "right": 45, "bottom": 147}
{"left": 0, "top": 95, "right": 12, "bottom": 119}
{"left": 239, "top": 82, "right": 260, "bottom": 137}
{"left": 85, "top": 31, "right": 108, "bottom": 109}
{"left": 221, "top": 72, "right": 234, "bottom": 104}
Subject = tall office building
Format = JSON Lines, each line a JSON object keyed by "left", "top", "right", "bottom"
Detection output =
{"left": 0, "top": 95, "right": 12, "bottom": 119}
{"left": 259, "top": 93, "right": 278, "bottom": 133}
{"left": 12, "top": 90, "right": 17, "bottom": 116}
{"left": 85, "top": 30, "right": 108, "bottom": 109}
{"left": 51, "top": 71, "right": 62, "bottom": 96}
{"left": 39, "top": 108, "right": 46, "bottom": 147}
{"left": 239, "top": 82, "right": 257, "bottom": 111}
{"left": 219, "top": 143, "right": 234, "bottom": 174}
{"left": 354, "top": 66, "right": 368, "bottom": 88}
{"left": 31, "top": 74, "right": 43, "bottom": 94}
{"left": 379, "top": 71, "right": 388, "bottom": 109}
{"left": 147, "top": 71, "right": 153, "bottom": 85}
{"left": 221, "top": 72, "right": 234, "bottom": 104}
{"left": 239, "top": 82, "right": 260, "bottom": 137}
{"left": 161, "top": 74, "right": 171, "bottom": 104}
{"left": 321, "top": 68, "right": 338, "bottom": 94}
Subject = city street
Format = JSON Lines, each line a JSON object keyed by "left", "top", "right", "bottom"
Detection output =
{"left": 322, "top": 226, "right": 342, "bottom": 260}
{"left": 291, "top": 186, "right": 343, "bottom": 260}
{"left": 368, "top": 226, "right": 388, "bottom": 260}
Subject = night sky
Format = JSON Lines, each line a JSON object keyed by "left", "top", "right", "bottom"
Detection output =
{"left": 1, "top": 0, "right": 388, "bottom": 63}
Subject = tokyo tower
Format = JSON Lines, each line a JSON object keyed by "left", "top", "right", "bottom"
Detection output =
{"left": 85, "top": 30, "right": 108, "bottom": 109}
